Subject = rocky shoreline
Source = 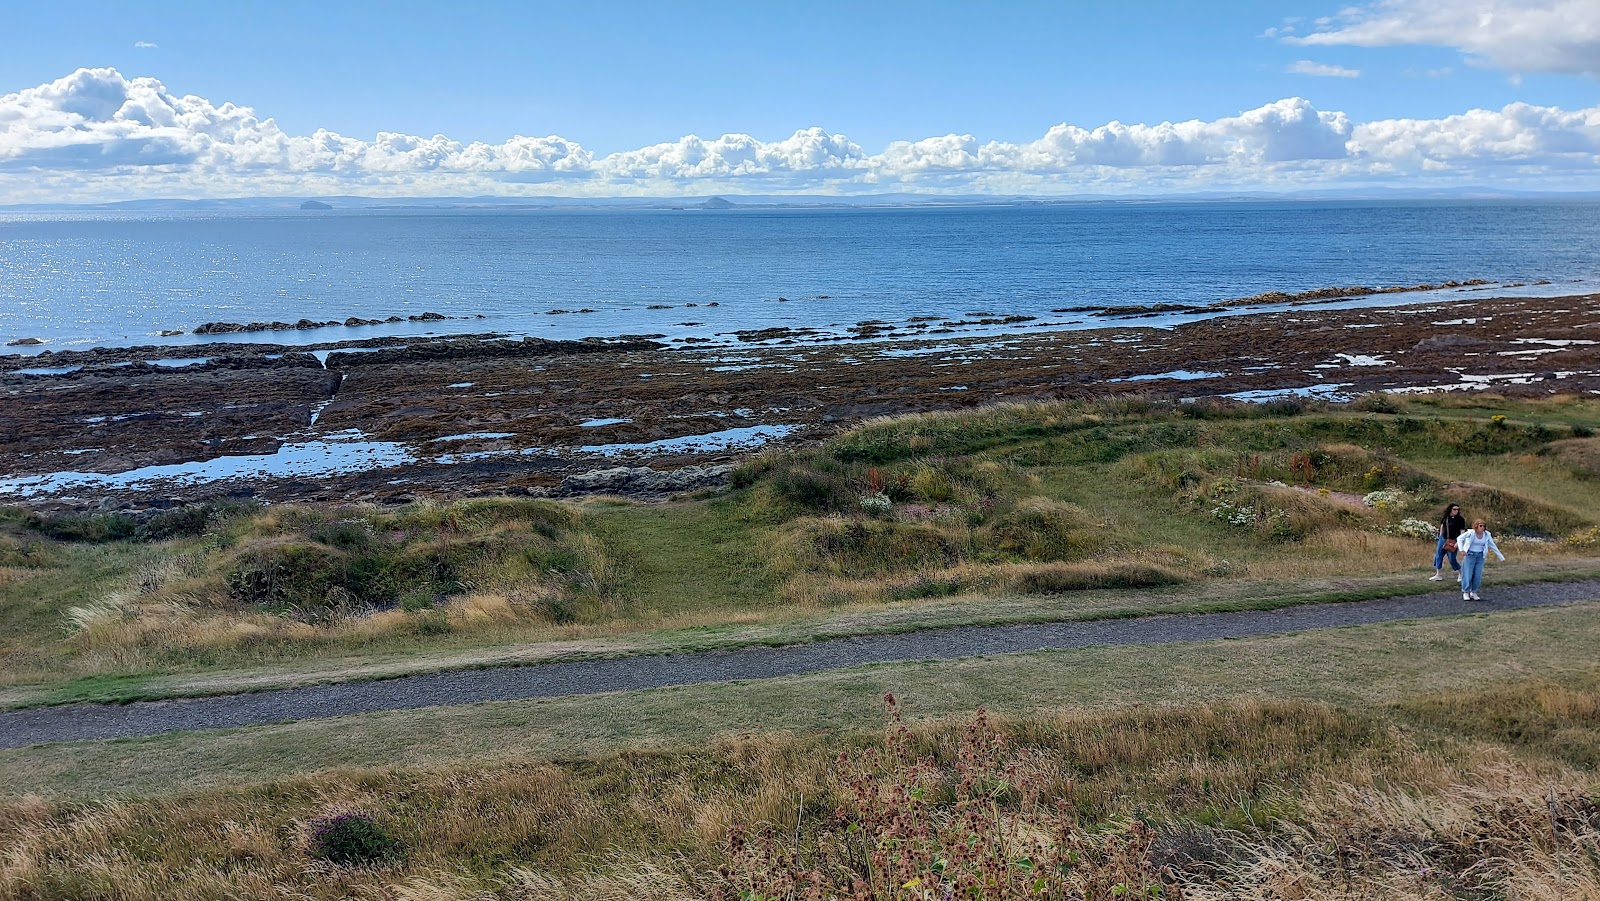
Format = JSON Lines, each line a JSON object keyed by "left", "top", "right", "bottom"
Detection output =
{"left": 3, "top": 279, "right": 1515, "bottom": 352}
{"left": 3, "top": 292, "right": 1598, "bottom": 512}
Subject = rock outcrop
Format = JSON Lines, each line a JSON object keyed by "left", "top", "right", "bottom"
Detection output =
{"left": 558, "top": 465, "right": 735, "bottom": 496}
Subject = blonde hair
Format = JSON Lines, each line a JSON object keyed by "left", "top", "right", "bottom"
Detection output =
{"left": 1473, "top": 519, "right": 1487, "bottom": 528}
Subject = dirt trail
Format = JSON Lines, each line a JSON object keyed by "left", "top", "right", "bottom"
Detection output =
{"left": 2, "top": 580, "right": 1597, "bottom": 750}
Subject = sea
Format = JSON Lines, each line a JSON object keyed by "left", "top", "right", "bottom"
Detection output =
{"left": 3, "top": 199, "right": 1600, "bottom": 353}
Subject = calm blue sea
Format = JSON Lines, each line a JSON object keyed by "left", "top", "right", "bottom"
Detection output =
{"left": 3, "top": 200, "right": 1599, "bottom": 352}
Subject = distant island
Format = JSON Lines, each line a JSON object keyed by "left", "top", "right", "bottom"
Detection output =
{"left": 7, "top": 186, "right": 1599, "bottom": 214}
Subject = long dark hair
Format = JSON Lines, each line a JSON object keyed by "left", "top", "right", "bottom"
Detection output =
{"left": 1440, "top": 502, "right": 1462, "bottom": 523}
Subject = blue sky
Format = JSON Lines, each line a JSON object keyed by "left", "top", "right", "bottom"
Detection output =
{"left": 0, "top": 0, "right": 1596, "bottom": 201}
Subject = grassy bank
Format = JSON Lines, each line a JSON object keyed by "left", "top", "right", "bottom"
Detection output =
{"left": 6, "top": 392, "right": 1600, "bottom": 700}
{"left": 2, "top": 602, "right": 1598, "bottom": 899}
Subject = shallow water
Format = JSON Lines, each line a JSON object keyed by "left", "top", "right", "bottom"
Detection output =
{"left": 4, "top": 201, "right": 1597, "bottom": 353}
{"left": 0, "top": 434, "right": 416, "bottom": 497}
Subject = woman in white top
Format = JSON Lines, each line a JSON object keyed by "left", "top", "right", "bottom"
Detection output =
{"left": 1455, "top": 519, "right": 1506, "bottom": 601}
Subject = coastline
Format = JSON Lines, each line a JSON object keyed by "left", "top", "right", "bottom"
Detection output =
{"left": 3, "top": 291, "right": 1599, "bottom": 510}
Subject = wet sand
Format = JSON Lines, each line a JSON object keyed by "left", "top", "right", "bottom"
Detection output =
{"left": 3, "top": 293, "right": 1598, "bottom": 510}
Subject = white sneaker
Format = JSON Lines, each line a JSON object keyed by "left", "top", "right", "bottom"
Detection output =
{"left": 1471, "top": 592, "right": 1481, "bottom": 601}
{"left": 1428, "top": 572, "right": 1443, "bottom": 581}
{"left": 1463, "top": 592, "right": 1472, "bottom": 601}
{"left": 1457, "top": 573, "right": 1463, "bottom": 582}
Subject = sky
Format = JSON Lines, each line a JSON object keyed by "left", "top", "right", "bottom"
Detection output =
{"left": 0, "top": 0, "right": 1597, "bottom": 202}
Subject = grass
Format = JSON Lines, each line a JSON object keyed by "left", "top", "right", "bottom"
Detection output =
{"left": 1, "top": 602, "right": 1598, "bottom": 899}
{"left": 8, "top": 392, "right": 1600, "bottom": 705}
{"left": 6, "top": 558, "right": 1599, "bottom": 710}
{"left": 6, "top": 600, "right": 1599, "bottom": 797}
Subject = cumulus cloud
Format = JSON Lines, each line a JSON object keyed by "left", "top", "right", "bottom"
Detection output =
{"left": 1287, "top": 60, "right": 1361, "bottom": 78}
{"left": 1290, "top": 0, "right": 1600, "bottom": 76}
{"left": 1, "top": 67, "right": 1598, "bottom": 202}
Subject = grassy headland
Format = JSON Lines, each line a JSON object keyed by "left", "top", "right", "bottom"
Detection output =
{"left": 6, "top": 392, "right": 1600, "bottom": 706}
{"left": 4, "top": 392, "right": 1600, "bottom": 898}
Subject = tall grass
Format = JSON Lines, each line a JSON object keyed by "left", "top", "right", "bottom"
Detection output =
{"left": 9, "top": 395, "right": 1600, "bottom": 685}
{"left": 2, "top": 684, "right": 1596, "bottom": 899}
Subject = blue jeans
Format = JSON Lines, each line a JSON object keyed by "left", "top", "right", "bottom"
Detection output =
{"left": 1461, "top": 551, "right": 1486, "bottom": 593}
{"left": 1433, "top": 536, "right": 1460, "bottom": 571}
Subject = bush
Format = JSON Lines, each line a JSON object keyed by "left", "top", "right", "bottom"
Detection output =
{"left": 1362, "top": 488, "right": 1407, "bottom": 509}
{"left": 226, "top": 539, "right": 351, "bottom": 611}
{"left": 135, "top": 501, "right": 256, "bottom": 541}
{"left": 1353, "top": 393, "right": 1403, "bottom": 414}
{"left": 769, "top": 462, "right": 855, "bottom": 513}
{"left": 31, "top": 512, "right": 138, "bottom": 543}
{"left": 857, "top": 492, "right": 893, "bottom": 517}
{"left": 304, "top": 811, "right": 402, "bottom": 866}
{"left": 1388, "top": 518, "right": 1438, "bottom": 539}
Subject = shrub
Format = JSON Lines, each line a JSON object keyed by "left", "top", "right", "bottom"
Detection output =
{"left": 1388, "top": 518, "right": 1437, "bottom": 540}
{"left": 533, "top": 595, "right": 579, "bottom": 624}
{"left": 30, "top": 512, "right": 138, "bottom": 543}
{"left": 728, "top": 454, "right": 777, "bottom": 489}
{"left": 769, "top": 462, "right": 855, "bottom": 513}
{"left": 1565, "top": 525, "right": 1600, "bottom": 548}
{"left": 135, "top": 501, "right": 256, "bottom": 542}
{"left": 1362, "top": 488, "right": 1407, "bottom": 509}
{"left": 857, "top": 492, "right": 893, "bottom": 517}
{"left": 226, "top": 539, "right": 348, "bottom": 610}
{"left": 304, "top": 811, "right": 402, "bottom": 866}
{"left": 1353, "top": 392, "right": 1403, "bottom": 414}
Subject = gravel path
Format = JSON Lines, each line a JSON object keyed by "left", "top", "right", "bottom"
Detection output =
{"left": 4, "top": 580, "right": 1598, "bottom": 750}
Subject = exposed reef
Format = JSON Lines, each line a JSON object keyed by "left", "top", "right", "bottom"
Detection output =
{"left": 5, "top": 292, "right": 1599, "bottom": 512}
{"left": 191, "top": 311, "right": 470, "bottom": 335}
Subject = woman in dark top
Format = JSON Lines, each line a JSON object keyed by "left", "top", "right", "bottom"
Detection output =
{"left": 1430, "top": 503, "right": 1468, "bottom": 581}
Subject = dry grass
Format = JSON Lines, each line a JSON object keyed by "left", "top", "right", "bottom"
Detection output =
{"left": 1, "top": 685, "right": 1596, "bottom": 900}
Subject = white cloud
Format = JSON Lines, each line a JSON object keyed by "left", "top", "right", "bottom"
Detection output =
{"left": 1351, "top": 102, "right": 1600, "bottom": 166}
{"left": 134, "top": 41, "right": 158, "bottom": 49}
{"left": 1287, "top": 60, "right": 1362, "bottom": 78}
{"left": 1291, "top": 0, "right": 1600, "bottom": 76}
{"left": 0, "top": 67, "right": 1598, "bottom": 203}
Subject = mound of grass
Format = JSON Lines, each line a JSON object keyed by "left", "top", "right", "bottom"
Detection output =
{"left": 1009, "top": 560, "right": 1186, "bottom": 593}
{"left": 776, "top": 517, "right": 966, "bottom": 578}
{"left": 217, "top": 500, "right": 617, "bottom": 619}
{"left": 9, "top": 392, "right": 1600, "bottom": 689}
{"left": 982, "top": 497, "right": 1107, "bottom": 561}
